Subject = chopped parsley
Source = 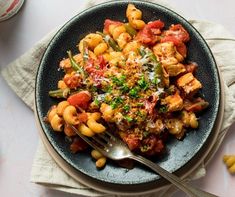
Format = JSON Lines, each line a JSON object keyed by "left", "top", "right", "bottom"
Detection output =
{"left": 94, "top": 98, "right": 100, "bottom": 106}
{"left": 110, "top": 97, "right": 124, "bottom": 109}
{"left": 103, "top": 85, "right": 113, "bottom": 93}
{"left": 124, "top": 115, "right": 133, "bottom": 122}
{"left": 123, "top": 105, "right": 130, "bottom": 112}
{"left": 129, "top": 87, "right": 140, "bottom": 98}
{"left": 158, "top": 105, "right": 168, "bottom": 113}
{"left": 137, "top": 75, "right": 149, "bottom": 90}
{"left": 112, "top": 75, "right": 126, "bottom": 86}
{"left": 120, "top": 84, "right": 129, "bottom": 93}
{"left": 136, "top": 110, "right": 147, "bottom": 120}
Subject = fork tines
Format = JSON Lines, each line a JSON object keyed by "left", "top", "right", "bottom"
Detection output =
{"left": 92, "top": 131, "right": 116, "bottom": 147}
{"left": 70, "top": 125, "right": 120, "bottom": 153}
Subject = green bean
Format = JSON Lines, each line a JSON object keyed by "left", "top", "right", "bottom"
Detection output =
{"left": 149, "top": 53, "right": 158, "bottom": 64}
{"left": 109, "top": 38, "right": 121, "bottom": 51}
{"left": 124, "top": 23, "right": 137, "bottom": 37}
{"left": 137, "top": 75, "right": 149, "bottom": 90}
{"left": 123, "top": 115, "right": 133, "bottom": 122}
{"left": 49, "top": 88, "right": 70, "bottom": 98}
{"left": 141, "top": 47, "right": 164, "bottom": 87}
{"left": 67, "top": 50, "right": 85, "bottom": 77}
{"left": 154, "top": 61, "right": 162, "bottom": 78}
{"left": 154, "top": 63, "right": 164, "bottom": 87}
{"left": 138, "top": 47, "right": 146, "bottom": 57}
{"left": 82, "top": 41, "right": 89, "bottom": 62}
{"left": 146, "top": 51, "right": 163, "bottom": 83}
{"left": 96, "top": 31, "right": 121, "bottom": 52}
{"left": 129, "top": 86, "right": 140, "bottom": 98}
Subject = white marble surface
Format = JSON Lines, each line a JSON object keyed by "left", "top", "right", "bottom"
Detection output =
{"left": 0, "top": 0, "right": 235, "bottom": 197}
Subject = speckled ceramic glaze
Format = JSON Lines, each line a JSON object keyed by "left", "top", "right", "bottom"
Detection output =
{"left": 35, "top": 0, "right": 220, "bottom": 187}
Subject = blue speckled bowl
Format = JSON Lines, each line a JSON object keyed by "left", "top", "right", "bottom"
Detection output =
{"left": 35, "top": 0, "right": 220, "bottom": 188}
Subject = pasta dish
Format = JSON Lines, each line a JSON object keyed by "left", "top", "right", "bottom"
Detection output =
{"left": 46, "top": 4, "right": 208, "bottom": 168}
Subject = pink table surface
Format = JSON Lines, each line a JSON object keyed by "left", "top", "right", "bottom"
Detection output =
{"left": 0, "top": 0, "right": 234, "bottom": 197}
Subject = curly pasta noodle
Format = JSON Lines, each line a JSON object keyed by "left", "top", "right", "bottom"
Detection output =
{"left": 223, "top": 155, "right": 235, "bottom": 174}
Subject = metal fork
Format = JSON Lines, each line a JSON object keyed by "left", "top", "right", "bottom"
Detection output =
{"left": 70, "top": 126, "right": 218, "bottom": 197}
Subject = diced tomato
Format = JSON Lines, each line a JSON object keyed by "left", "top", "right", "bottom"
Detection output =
{"left": 97, "top": 55, "right": 107, "bottom": 70}
{"left": 136, "top": 26, "right": 156, "bottom": 44}
{"left": 123, "top": 133, "right": 141, "bottom": 151}
{"left": 64, "top": 124, "right": 76, "bottom": 137}
{"left": 184, "top": 98, "right": 209, "bottom": 112}
{"left": 169, "top": 24, "right": 190, "bottom": 42}
{"left": 70, "top": 137, "right": 88, "bottom": 153}
{"left": 142, "top": 135, "right": 165, "bottom": 156}
{"left": 85, "top": 59, "right": 105, "bottom": 76}
{"left": 99, "top": 55, "right": 106, "bottom": 69}
{"left": 67, "top": 91, "right": 91, "bottom": 110}
{"left": 146, "top": 20, "right": 164, "bottom": 33}
{"left": 161, "top": 24, "right": 189, "bottom": 56}
{"left": 63, "top": 75, "right": 82, "bottom": 89}
{"left": 153, "top": 139, "right": 164, "bottom": 153}
{"left": 176, "top": 42, "right": 187, "bottom": 57}
{"left": 104, "top": 19, "right": 123, "bottom": 34}
{"left": 135, "top": 20, "right": 164, "bottom": 45}
{"left": 84, "top": 58, "right": 106, "bottom": 86}
{"left": 77, "top": 112, "right": 88, "bottom": 123}
{"left": 84, "top": 59, "right": 95, "bottom": 73}
{"left": 161, "top": 35, "right": 181, "bottom": 45}
{"left": 163, "top": 24, "right": 190, "bottom": 43}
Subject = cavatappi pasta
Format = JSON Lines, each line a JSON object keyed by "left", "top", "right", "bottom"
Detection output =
{"left": 46, "top": 4, "right": 209, "bottom": 167}
{"left": 223, "top": 155, "right": 235, "bottom": 174}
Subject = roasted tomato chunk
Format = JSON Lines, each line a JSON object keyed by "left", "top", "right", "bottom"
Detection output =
{"left": 70, "top": 137, "right": 88, "bottom": 153}
{"left": 142, "top": 135, "right": 165, "bottom": 156}
{"left": 136, "top": 20, "right": 164, "bottom": 45}
{"left": 67, "top": 91, "right": 91, "bottom": 110}
{"left": 123, "top": 133, "right": 141, "bottom": 151}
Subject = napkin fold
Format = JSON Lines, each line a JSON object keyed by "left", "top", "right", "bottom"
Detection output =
{"left": 1, "top": 0, "right": 235, "bottom": 196}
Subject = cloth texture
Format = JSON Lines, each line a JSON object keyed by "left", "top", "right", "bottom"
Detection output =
{"left": 1, "top": 0, "right": 235, "bottom": 196}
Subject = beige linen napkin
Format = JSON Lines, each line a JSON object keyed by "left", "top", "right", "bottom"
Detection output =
{"left": 1, "top": 0, "right": 235, "bottom": 196}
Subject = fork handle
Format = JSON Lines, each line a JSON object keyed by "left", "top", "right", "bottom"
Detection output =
{"left": 130, "top": 155, "right": 218, "bottom": 197}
